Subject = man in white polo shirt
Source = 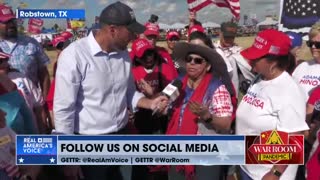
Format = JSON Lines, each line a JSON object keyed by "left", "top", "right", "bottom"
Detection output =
{"left": 54, "top": 2, "right": 168, "bottom": 180}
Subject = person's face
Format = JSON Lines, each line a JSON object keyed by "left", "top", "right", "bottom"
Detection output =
{"left": 140, "top": 49, "right": 156, "bottom": 69}
{"left": 0, "top": 109, "right": 7, "bottom": 128}
{"left": 308, "top": 33, "right": 320, "bottom": 63}
{"left": 220, "top": 34, "right": 235, "bottom": 47}
{"left": 145, "top": 35, "right": 158, "bottom": 47}
{"left": 0, "top": 58, "right": 9, "bottom": 74}
{"left": 185, "top": 54, "right": 210, "bottom": 80}
{"left": 111, "top": 25, "right": 135, "bottom": 51}
{"left": 167, "top": 36, "right": 179, "bottom": 50}
{"left": 0, "top": 19, "right": 18, "bottom": 39}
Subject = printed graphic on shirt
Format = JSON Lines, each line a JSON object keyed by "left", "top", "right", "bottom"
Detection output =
{"left": 16, "top": 80, "right": 31, "bottom": 96}
{"left": 298, "top": 75, "right": 320, "bottom": 87}
{"left": 242, "top": 90, "right": 264, "bottom": 109}
{"left": 245, "top": 130, "right": 304, "bottom": 164}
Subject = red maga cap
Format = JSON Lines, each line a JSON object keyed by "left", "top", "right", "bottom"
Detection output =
{"left": 131, "top": 38, "right": 154, "bottom": 58}
{"left": 166, "top": 31, "right": 180, "bottom": 40}
{"left": 241, "top": 29, "right": 291, "bottom": 61}
{"left": 0, "top": 4, "right": 15, "bottom": 22}
{"left": 52, "top": 36, "right": 66, "bottom": 47}
{"left": 144, "top": 22, "right": 160, "bottom": 36}
{"left": 188, "top": 25, "right": 205, "bottom": 36}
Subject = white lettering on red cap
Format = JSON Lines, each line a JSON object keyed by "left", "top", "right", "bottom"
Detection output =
{"left": 253, "top": 42, "right": 263, "bottom": 49}
{"left": 136, "top": 41, "right": 147, "bottom": 51}
{"left": 255, "top": 36, "right": 267, "bottom": 45}
{"left": 147, "top": 23, "right": 159, "bottom": 31}
{"left": 2, "top": 8, "right": 11, "bottom": 15}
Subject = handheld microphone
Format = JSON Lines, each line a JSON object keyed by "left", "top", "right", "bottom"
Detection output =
{"left": 152, "top": 79, "right": 183, "bottom": 115}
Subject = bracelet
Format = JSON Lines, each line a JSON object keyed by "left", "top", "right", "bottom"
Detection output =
{"left": 272, "top": 167, "right": 282, "bottom": 177}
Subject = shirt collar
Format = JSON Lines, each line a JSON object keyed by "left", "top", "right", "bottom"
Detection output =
{"left": 88, "top": 31, "right": 103, "bottom": 56}
{"left": 88, "top": 31, "right": 121, "bottom": 57}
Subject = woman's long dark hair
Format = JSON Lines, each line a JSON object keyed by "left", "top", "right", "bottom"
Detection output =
{"left": 263, "top": 54, "right": 292, "bottom": 73}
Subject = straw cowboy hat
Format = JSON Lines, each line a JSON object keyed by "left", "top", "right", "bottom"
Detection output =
{"left": 172, "top": 42, "right": 234, "bottom": 96}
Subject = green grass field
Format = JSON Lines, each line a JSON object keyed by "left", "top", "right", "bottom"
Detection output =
{"left": 45, "top": 36, "right": 313, "bottom": 78}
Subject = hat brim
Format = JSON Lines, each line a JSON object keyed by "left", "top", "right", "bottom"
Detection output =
{"left": 240, "top": 46, "right": 268, "bottom": 61}
{"left": 172, "top": 42, "right": 235, "bottom": 97}
{"left": 144, "top": 30, "right": 159, "bottom": 37}
{"left": 127, "top": 21, "right": 145, "bottom": 34}
{"left": 0, "top": 16, "right": 15, "bottom": 23}
{"left": 136, "top": 46, "right": 154, "bottom": 58}
{"left": 172, "top": 42, "right": 227, "bottom": 73}
{"left": 167, "top": 35, "right": 180, "bottom": 40}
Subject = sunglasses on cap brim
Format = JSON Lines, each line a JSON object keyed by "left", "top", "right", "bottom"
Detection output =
{"left": 185, "top": 55, "right": 206, "bottom": 64}
{"left": 306, "top": 41, "right": 320, "bottom": 49}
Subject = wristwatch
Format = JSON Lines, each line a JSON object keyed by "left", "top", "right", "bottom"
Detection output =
{"left": 272, "top": 167, "right": 282, "bottom": 177}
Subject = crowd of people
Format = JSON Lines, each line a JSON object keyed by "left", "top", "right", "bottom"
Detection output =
{"left": 0, "top": 1, "right": 319, "bottom": 180}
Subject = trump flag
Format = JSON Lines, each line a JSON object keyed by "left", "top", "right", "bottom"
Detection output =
{"left": 187, "top": 0, "right": 240, "bottom": 19}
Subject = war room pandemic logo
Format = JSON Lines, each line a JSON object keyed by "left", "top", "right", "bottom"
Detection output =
{"left": 245, "top": 130, "right": 304, "bottom": 164}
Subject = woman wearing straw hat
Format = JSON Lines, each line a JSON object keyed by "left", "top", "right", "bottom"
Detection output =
{"left": 167, "top": 42, "right": 234, "bottom": 180}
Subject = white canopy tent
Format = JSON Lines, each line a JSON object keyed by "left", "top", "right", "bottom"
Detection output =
{"left": 257, "top": 17, "right": 278, "bottom": 26}
{"left": 170, "top": 23, "right": 186, "bottom": 29}
{"left": 158, "top": 23, "right": 170, "bottom": 30}
{"left": 202, "top": 22, "right": 220, "bottom": 28}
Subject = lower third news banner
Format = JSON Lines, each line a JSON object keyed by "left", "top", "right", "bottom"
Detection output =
{"left": 16, "top": 135, "right": 245, "bottom": 165}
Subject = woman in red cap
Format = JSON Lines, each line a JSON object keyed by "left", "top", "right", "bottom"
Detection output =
{"left": 236, "top": 29, "right": 309, "bottom": 180}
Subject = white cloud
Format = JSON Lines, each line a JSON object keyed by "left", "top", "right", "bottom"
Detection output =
{"left": 120, "top": 0, "right": 141, "bottom": 9}
{"left": 156, "top": 2, "right": 167, "bottom": 8}
{"left": 142, "top": 8, "right": 151, "bottom": 14}
{"left": 98, "top": 0, "right": 109, "bottom": 5}
{"left": 166, "top": 3, "right": 176, "bottom": 13}
{"left": 74, "top": 0, "right": 85, "bottom": 8}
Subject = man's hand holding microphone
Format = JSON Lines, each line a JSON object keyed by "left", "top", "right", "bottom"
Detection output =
{"left": 151, "top": 79, "right": 183, "bottom": 116}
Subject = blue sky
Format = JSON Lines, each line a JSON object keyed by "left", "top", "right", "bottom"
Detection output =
{"left": 4, "top": 0, "right": 280, "bottom": 28}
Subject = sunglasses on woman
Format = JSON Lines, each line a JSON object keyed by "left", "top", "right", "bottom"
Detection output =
{"left": 306, "top": 41, "right": 320, "bottom": 49}
{"left": 185, "top": 55, "right": 206, "bottom": 64}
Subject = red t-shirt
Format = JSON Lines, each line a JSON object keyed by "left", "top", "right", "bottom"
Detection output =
{"left": 308, "top": 86, "right": 320, "bottom": 105}
{"left": 131, "top": 46, "right": 178, "bottom": 93}
{"left": 306, "top": 131, "right": 320, "bottom": 180}
{"left": 132, "top": 61, "right": 177, "bottom": 93}
{"left": 46, "top": 80, "right": 55, "bottom": 111}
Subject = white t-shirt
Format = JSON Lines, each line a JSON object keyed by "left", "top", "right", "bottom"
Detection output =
{"left": 236, "top": 72, "right": 309, "bottom": 180}
{"left": 292, "top": 60, "right": 320, "bottom": 100}
{"left": 8, "top": 71, "right": 44, "bottom": 109}
{"left": 214, "top": 48, "right": 233, "bottom": 74}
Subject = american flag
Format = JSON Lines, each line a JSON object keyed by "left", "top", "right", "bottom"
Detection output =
{"left": 279, "top": 0, "right": 320, "bottom": 33}
{"left": 187, "top": 0, "right": 240, "bottom": 19}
